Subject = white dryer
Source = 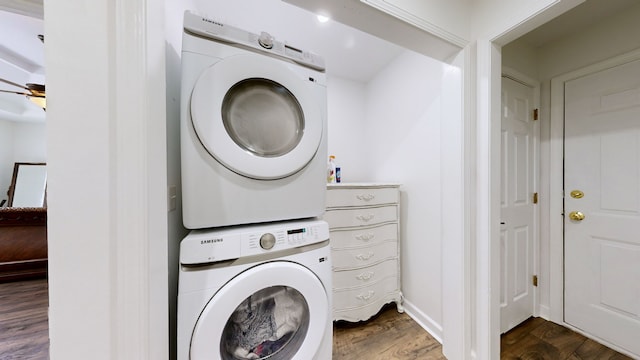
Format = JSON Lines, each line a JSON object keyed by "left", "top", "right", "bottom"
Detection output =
{"left": 177, "top": 219, "right": 332, "bottom": 360}
{"left": 180, "top": 11, "right": 328, "bottom": 229}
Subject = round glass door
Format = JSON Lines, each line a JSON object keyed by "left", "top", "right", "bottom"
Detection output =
{"left": 190, "top": 53, "right": 324, "bottom": 180}
{"left": 222, "top": 78, "right": 304, "bottom": 158}
{"left": 190, "top": 262, "right": 329, "bottom": 360}
{"left": 220, "top": 286, "right": 309, "bottom": 359}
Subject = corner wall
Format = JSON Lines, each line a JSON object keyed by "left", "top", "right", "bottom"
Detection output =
{"left": 364, "top": 50, "right": 455, "bottom": 339}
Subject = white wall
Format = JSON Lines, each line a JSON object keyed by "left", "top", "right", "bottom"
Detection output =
{"left": 13, "top": 121, "right": 46, "bottom": 162}
{"left": 325, "top": 76, "right": 368, "bottom": 181}
{"left": 0, "top": 120, "right": 46, "bottom": 205}
{"left": 0, "top": 120, "right": 13, "bottom": 202}
{"left": 366, "top": 50, "right": 447, "bottom": 336}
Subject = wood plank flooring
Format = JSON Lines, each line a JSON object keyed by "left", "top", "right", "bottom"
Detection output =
{"left": 0, "top": 280, "right": 634, "bottom": 360}
{"left": 0, "top": 278, "right": 49, "bottom": 360}
{"left": 335, "top": 304, "right": 634, "bottom": 360}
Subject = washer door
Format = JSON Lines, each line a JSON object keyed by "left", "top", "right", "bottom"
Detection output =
{"left": 190, "top": 53, "right": 323, "bottom": 180}
{"left": 190, "top": 262, "right": 329, "bottom": 360}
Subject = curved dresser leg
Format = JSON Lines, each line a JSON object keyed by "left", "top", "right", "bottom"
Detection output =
{"left": 396, "top": 292, "right": 405, "bottom": 313}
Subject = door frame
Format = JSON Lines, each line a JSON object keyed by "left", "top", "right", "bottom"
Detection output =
{"left": 501, "top": 67, "right": 541, "bottom": 325}
{"left": 548, "top": 47, "right": 640, "bottom": 354}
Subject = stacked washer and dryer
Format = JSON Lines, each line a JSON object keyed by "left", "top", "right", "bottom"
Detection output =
{"left": 177, "top": 11, "right": 332, "bottom": 360}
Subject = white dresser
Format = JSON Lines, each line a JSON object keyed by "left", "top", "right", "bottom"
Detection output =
{"left": 325, "top": 183, "right": 403, "bottom": 322}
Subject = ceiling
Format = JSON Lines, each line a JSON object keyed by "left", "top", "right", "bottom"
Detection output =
{"left": 513, "top": 0, "right": 639, "bottom": 48}
{"left": 0, "top": 6, "right": 44, "bottom": 123}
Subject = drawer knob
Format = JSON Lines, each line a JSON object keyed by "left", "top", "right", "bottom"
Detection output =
{"left": 356, "top": 271, "right": 375, "bottom": 281}
{"left": 355, "top": 252, "right": 374, "bottom": 261}
{"left": 356, "top": 214, "right": 374, "bottom": 222}
{"left": 356, "top": 290, "right": 375, "bottom": 301}
{"left": 356, "top": 194, "right": 375, "bottom": 201}
{"left": 355, "top": 233, "right": 375, "bottom": 241}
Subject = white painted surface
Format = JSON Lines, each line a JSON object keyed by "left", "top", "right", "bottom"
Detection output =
{"left": 326, "top": 77, "right": 368, "bottom": 182}
{"left": 0, "top": 120, "right": 12, "bottom": 200}
{"left": 472, "top": 0, "right": 584, "bottom": 44}
{"left": 500, "top": 76, "right": 536, "bottom": 333}
{"left": 283, "top": 0, "right": 463, "bottom": 62}
{"left": 361, "top": 0, "right": 470, "bottom": 47}
{"left": 46, "top": 0, "right": 168, "bottom": 359}
{"left": 0, "top": 120, "right": 46, "bottom": 201}
{"left": 564, "top": 58, "right": 640, "bottom": 358}
{"left": 366, "top": 50, "right": 446, "bottom": 328}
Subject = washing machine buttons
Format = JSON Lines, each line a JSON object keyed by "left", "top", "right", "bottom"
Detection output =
{"left": 259, "top": 232, "right": 276, "bottom": 250}
{"left": 258, "top": 32, "right": 274, "bottom": 49}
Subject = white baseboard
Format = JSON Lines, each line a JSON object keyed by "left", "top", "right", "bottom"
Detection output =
{"left": 403, "top": 299, "right": 443, "bottom": 344}
{"left": 538, "top": 304, "right": 551, "bottom": 320}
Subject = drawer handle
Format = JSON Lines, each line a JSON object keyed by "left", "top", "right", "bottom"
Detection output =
{"left": 356, "top": 214, "right": 374, "bottom": 222}
{"left": 355, "top": 252, "right": 374, "bottom": 261}
{"left": 355, "top": 233, "right": 375, "bottom": 241}
{"left": 356, "top": 271, "right": 375, "bottom": 281}
{"left": 356, "top": 194, "right": 376, "bottom": 201}
{"left": 356, "top": 290, "right": 375, "bottom": 301}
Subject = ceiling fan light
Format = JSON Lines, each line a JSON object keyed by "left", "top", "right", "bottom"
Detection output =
{"left": 28, "top": 96, "right": 46, "bottom": 111}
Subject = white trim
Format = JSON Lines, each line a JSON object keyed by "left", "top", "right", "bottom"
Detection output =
{"left": 473, "top": 39, "right": 502, "bottom": 360}
{"left": 404, "top": 299, "right": 444, "bottom": 344}
{"left": 45, "top": 0, "right": 167, "bottom": 358}
{"left": 113, "top": 0, "right": 168, "bottom": 358}
{"left": 440, "top": 49, "right": 470, "bottom": 360}
{"left": 548, "top": 47, "right": 640, "bottom": 326}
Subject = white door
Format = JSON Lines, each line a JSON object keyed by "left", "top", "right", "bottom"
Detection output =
{"left": 565, "top": 58, "right": 640, "bottom": 357}
{"left": 500, "top": 76, "right": 537, "bottom": 333}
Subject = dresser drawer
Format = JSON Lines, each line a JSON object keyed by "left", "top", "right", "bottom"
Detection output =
{"left": 333, "top": 276, "right": 399, "bottom": 310}
{"left": 326, "top": 186, "right": 399, "bottom": 208}
{"left": 324, "top": 205, "right": 397, "bottom": 229}
{"left": 330, "top": 223, "right": 397, "bottom": 249}
{"left": 332, "top": 259, "right": 398, "bottom": 290}
{"left": 331, "top": 240, "right": 398, "bottom": 270}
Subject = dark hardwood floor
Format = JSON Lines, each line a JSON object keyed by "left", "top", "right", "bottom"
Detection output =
{"left": 335, "top": 304, "right": 634, "bottom": 360}
{"left": 0, "top": 280, "right": 634, "bottom": 360}
{"left": 334, "top": 305, "right": 446, "bottom": 359}
{"left": 0, "top": 278, "right": 49, "bottom": 360}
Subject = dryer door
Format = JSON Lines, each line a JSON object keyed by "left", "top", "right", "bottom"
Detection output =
{"left": 190, "top": 262, "right": 329, "bottom": 360}
{"left": 190, "top": 53, "right": 324, "bottom": 180}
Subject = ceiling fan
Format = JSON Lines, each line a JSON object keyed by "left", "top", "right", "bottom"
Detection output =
{"left": 0, "top": 77, "right": 46, "bottom": 111}
{"left": 0, "top": 34, "right": 46, "bottom": 111}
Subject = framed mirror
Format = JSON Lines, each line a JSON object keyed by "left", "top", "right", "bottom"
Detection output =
{"left": 7, "top": 162, "right": 47, "bottom": 208}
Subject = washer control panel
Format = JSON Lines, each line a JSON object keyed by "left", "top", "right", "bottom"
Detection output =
{"left": 180, "top": 219, "right": 329, "bottom": 265}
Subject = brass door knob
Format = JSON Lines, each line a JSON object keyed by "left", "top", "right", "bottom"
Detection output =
{"left": 569, "top": 211, "right": 585, "bottom": 221}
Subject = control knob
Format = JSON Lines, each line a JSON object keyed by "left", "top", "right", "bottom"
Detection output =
{"left": 258, "top": 31, "right": 274, "bottom": 49}
{"left": 260, "top": 233, "right": 276, "bottom": 250}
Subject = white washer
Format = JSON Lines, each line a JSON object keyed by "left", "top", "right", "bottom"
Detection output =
{"left": 177, "top": 219, "right": 332, "bottom": 360}
{"left": 180, "top": 11, "right": 328, "bottom": 229}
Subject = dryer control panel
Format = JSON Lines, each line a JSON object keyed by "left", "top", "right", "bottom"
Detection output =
{"left": 180, "top": 219, "right": 330, "bottom": 265}
{"left": 183, "top": 10, "right": 325, "bottom": 72}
